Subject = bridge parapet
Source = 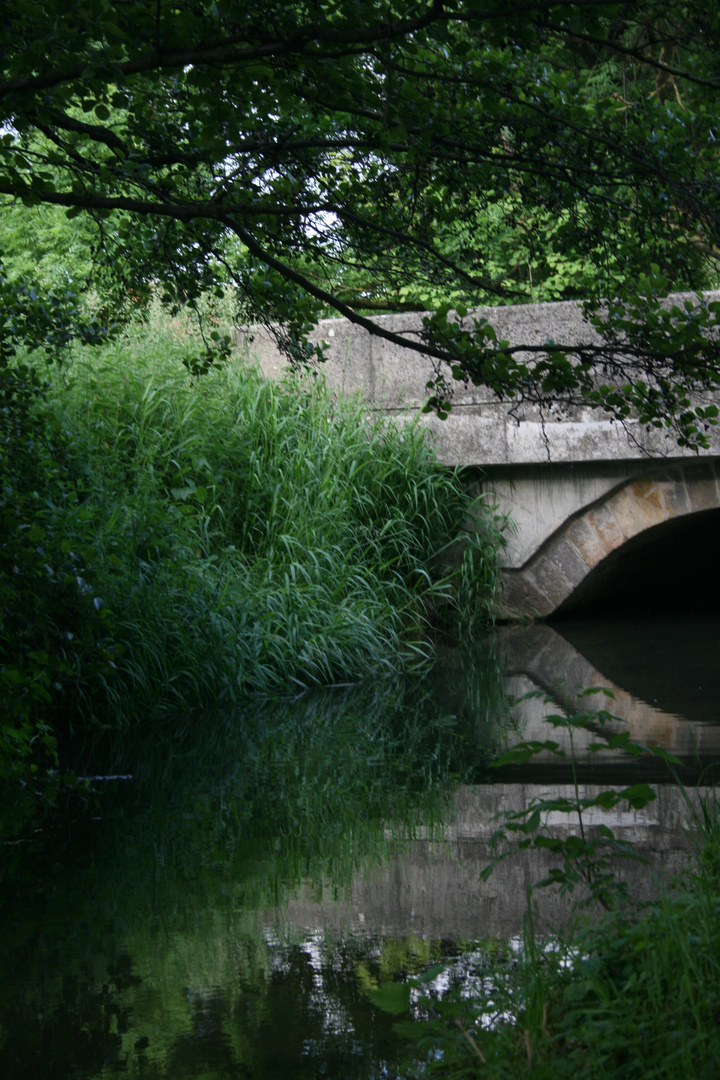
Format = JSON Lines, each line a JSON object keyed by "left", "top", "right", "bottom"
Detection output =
{"left": 238, "top": 292, "right": 720, "bottom": 467}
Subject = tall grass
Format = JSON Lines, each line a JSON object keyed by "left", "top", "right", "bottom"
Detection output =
{"left": 497, "top": 794, "right": 720, "bottom": 1080}
{"left": 395, "top": 825, "right": 720, "bottom": 1079}
{"left": 36, "top": 309, "right": 501, "bottom": 720}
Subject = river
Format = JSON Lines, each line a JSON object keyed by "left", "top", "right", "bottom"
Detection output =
{"left": 1, "top": 616, "right": 718, "bottom": 1078}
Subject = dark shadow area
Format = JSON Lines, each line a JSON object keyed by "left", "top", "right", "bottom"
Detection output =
{"left": 550, "top": 614, "right": 720, "bottom": 733}
{"left": 488, "top": 757, "right": 720, "bottom": 786}
{"left": 553, "top": 506, "right": 720, "bottom": 617}
{"left": 549, "top": 507, "right": 720, "bottom": 731}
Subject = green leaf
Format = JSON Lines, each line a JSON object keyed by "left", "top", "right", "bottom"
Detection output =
{"left": 533, "top": 835, "right": 564, "bottom": 852}
{"left": 620, "top": 784, "right": 657, "bottom": 810}
{"left": 367, "top": 982, "right": 412, "bottom": 1015}
{"left": 419, "top": 963, "right": 446, "bottom": 984}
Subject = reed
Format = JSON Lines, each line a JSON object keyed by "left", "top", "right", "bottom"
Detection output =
{"left": 37, "top": 307, "right": 502, "bottom": 718}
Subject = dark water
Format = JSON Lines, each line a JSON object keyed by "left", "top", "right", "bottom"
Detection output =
{"left": 1, "top": 619, "right": 719, "bottom": 1079}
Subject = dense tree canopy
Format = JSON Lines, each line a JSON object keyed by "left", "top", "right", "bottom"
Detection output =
{"left": 2, "top": 1, "right": 720, "bottom": 444}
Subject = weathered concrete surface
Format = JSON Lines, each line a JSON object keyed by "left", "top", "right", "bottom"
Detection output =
{"left": 238, "top": 293, "right": 720, "bottom": 619}
{"left": 238, "top": 291, "right": 720, "bottom": 466}
{"left": 467, "top": 461, "right": 647, "bottom": 568}
{"left": 496, "top": 459, "right": 720, "bottom": 618}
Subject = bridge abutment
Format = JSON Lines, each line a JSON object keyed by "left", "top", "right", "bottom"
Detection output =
{"left": 485, "top": 460, "right": 720, "bottom": 619}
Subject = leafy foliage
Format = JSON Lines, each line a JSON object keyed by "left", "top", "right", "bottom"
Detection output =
{"left": 0, "top": 307, "right": 501, "bottom": 840}
{"left": 1, "top": 2, "right": 720, "bottom": 442}
{"left": 0, "top": 272, "right": 124, "bottom": 834}
{"left": 483, "top": 691, "right": 681, "bottom": 910}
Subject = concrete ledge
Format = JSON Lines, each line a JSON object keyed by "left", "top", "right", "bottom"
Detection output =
{"left": 420, "top": 410, "right": 720, "bottom": 466}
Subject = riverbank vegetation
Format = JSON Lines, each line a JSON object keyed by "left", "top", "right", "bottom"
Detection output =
{"left": 396, "top": 790, "right": 720, "bottom": 1079}
{"left": 382, "top": 711, "right": 720, "bottom": 1079}
{"left": 0, "top": 305, "right": 504, "bottom": 841}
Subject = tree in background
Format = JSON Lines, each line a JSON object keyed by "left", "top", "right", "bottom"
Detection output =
{"left": 1, "top": 1, "right": 720, "bottom": 443}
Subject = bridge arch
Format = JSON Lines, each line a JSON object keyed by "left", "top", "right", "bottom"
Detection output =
{"left": 498, "top": 462, "right": 720, "bottom": 620}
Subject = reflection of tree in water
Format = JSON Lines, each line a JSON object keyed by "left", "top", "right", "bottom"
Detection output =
{"left": 0, "top": 938, "right": 411, "bottom": 1078}
{"left": 149, "top": 938, "right": 404, "bottom": 1079}
{"left": 163, "top": 992, "right": 246, "bottom": 1079}
{"left": 0, "top": 662, "right": 507, "bottom": 1079}
{"left": 0, "top": 955, "right": 138, "bottom": 1079}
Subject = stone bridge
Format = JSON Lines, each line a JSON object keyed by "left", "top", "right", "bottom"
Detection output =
{"left": 238, "top": 292, "right": 720, "bottom": 620}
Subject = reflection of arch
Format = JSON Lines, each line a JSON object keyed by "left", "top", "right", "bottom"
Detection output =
{"left": 500, "top": 462, "right": 720, "bottom": 619}
{"left": 498, "top": 622, "right": 720, "bottom": 766}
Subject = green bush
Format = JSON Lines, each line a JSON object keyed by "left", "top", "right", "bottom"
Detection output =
{"left": 1, "top": 311, "right": 503, "bottom": 837}
{"left": 0, "top": 273, "right": 120, "bottom": 835}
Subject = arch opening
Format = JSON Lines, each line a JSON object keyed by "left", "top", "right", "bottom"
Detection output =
{"left": 552, "top": 506, "right": 720, "bottom": 619}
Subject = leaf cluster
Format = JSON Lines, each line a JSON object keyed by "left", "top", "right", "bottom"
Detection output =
{"left": 2, "top": 3, "right": 720, "bottom": 441}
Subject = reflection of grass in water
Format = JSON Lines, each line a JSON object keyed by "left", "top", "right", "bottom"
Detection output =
{"left": 76, "top": 665, "right": 509, "bottom": 903}
{"left": 428, "top": 631, "right": 518, "bottom": 761}
{"left": 0, "top": 665, "right": 510, "bottom": 1080}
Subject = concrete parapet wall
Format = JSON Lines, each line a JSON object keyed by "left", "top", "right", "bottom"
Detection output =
{"left": 238, "top": 292, "right": 720, "bottom": 467}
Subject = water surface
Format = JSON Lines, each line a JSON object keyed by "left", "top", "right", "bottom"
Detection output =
{"left": 2, "top": 617, "right": 719, "bottom": 1078}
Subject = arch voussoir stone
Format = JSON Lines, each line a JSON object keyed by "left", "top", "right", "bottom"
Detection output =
{"left": 499, "top": 461, "right": 720, "bottom": 620}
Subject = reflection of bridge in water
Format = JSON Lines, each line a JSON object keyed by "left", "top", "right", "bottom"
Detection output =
{"left": 282, "top": 782, "right": 705, "bottom": 940}
{"left": 277, "top": 621, "right": 718, "bottom": 942}
{"left": 497, "top": 621, "right": 720, "bottom": 772}
{"left": 242, "top": 291, "right": 720, "bottom": 620}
